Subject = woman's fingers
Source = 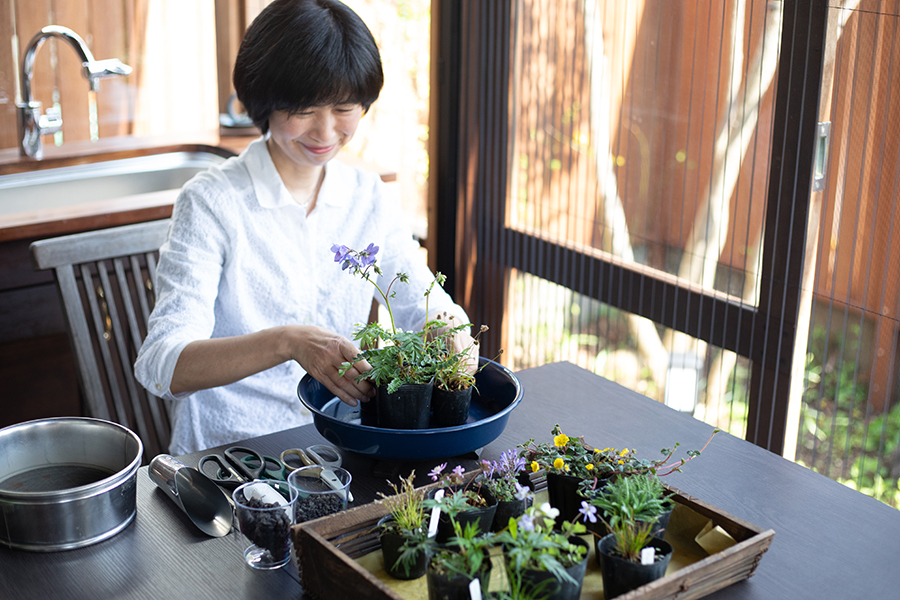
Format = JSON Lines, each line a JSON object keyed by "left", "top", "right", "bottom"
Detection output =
{"left": 291, "top": 326, "right": 373, "bottom": 407}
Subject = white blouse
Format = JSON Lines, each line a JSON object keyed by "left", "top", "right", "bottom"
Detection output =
{"left": 134, "top": 137, "right": 468, "bottom": 454}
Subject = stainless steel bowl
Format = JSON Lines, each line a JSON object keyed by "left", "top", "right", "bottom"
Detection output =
{"left": 0, "top": 417, "right": 143, "bottom": 551}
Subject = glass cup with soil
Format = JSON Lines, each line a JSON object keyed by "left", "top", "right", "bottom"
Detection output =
{"left": 287, "top": 465, "right": 353, "bottom": 524}
{"left": 232, "top": 480, "right": 298, "bottom": 570}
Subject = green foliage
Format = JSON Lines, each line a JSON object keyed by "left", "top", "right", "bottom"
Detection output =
{"left": 428, "top": 520, "right": 494, "bottom": 580}
{"left": 334, "top": 243, "right": 448, "bottom": 392}
{"left": 423, "top": 463, "right": 489, "bottom": 520}
{"left": 518, "top": 425, "right": 718, "bottom": 481}
{"left": 379, "top": 471, "right": 425, "bottom": 532}
{"left": 480, "top": 449, "right": 529, "bottom": 502}
{"left": 580, "top": 473, "right": 672, "bottom": 525}
{"left": 429, "top": 318, "right": 482, "bottom": 392}
{"left": 377, "top": 471, "right": 430, "bottom": 577}
{"left": 607, "top": 517, "right": 656, "bottom": 563}
{"left": 517, "top": 424, "right": 603, "bottom": 480}
{"left": 494, "top": 502, "right": 587, "bottom": 585}
{"left": 800, "top": 323, "right": 900, "bottom": 508}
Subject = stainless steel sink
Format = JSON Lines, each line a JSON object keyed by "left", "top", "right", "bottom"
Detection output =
{"left": 0, "top": 151, "right": 228, "bottom": 215}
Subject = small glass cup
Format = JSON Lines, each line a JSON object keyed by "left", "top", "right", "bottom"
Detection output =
{"left": 287, "top": 465, "right": 352, "bottom": 523}
{"left": 232, "top": 479, "right": 297, "bottom": 570}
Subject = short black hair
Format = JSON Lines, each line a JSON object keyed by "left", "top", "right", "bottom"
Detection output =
{"left": 233, "top": 0, "right": 384, "bottom": 134}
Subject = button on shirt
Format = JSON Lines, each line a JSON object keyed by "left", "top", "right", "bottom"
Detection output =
{"left": 134, "top": 138, "right": 467, "bottom": 455}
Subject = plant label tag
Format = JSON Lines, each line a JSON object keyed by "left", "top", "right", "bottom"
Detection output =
{"left": 641, "top": 546, "right": 656, "bottom": 565}
{"left": 428, "top": 489, "right": 444, "bottom": 538}
{"left": 468, "top": 579, "right": 483, "bottom": 600}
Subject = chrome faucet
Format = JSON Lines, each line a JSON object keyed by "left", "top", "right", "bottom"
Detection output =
{"left": 17, "top": 26, "right": 133, "bottom": 159}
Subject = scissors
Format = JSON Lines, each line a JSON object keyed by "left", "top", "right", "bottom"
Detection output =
{"left": 280, "top": 444, "right": 353, "bottom": 502}
{"left": 280, "top": 444, "right": 343, "bottom": 471}
{"left": 199, "top": 446, "right": 287, "bottom": 489}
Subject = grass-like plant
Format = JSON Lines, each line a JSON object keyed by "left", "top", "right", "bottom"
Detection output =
{"left": 378, "top": 471, "right": 429, "bottom": 577}
{"left": 380, "top": 471, "right": 425, "bottom": 532}
{"left": 606, "top": 514, "right": 656, "bottom": 563}
{"left": 579, "top": 472, "right": 672, "bottom": 525}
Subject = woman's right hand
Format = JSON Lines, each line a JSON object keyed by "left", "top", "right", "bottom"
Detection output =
{"left": 285, "top": 325, "right": 375, "bottom": 407}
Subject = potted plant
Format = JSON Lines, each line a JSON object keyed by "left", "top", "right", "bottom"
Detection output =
{"left": 583, "top": 501, "right": 674, "bottom": 599}
{"left": 424, "top": 463, "right": 498, "bottom": 543}
{"left": 377, "top": 471, "right": 430, "bottom": 580}
{"left": 426, "top": 520, "right": 495, "bottom": 600}
{"left": 518, "top": 425, "right": 609, "bottom": 524}
{"left": 333, "top": 243, "right": 446, "bottom": 429}
{"left": 578, "top": 472, "right": 674, "bottom": 541}
{"left": 480, "top": 449, "right": 531, "bottom": 531}
{"left": 495, "top": 502, "right": 589, "bottom": 600}
{"left": 520, "top": 426, "right": 720, "bottom": 525}
{"left": 585, "top": 429, "right": 719, "bottom": 481}
{"left": 428, "top": 318, "right": 490, "bottom": 427}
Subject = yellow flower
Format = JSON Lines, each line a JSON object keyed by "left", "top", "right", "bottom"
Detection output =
{"left": 553, "top": 434, "right": 570, "bottom": 448}
{"left": 601, "top": 447, "right": 612, "bottom": 453}
{"left": 531, "top": 461, "right": 540, "bottom": 473}
{"left": 565, "top": 464, "right": 570, "bottom": 472}
{"left": 617, "top": 459, "right": 624, "bottom": 465}
{"left": 586, "top": 464, "right": 594, "bottom": 471}
{"left": 553, "top": 457, "right": 565, "bottom": 470}
{"left": 619, "top": 448, "right": 630, "bottom": 457}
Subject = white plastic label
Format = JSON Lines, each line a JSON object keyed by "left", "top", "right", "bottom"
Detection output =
{"left": 243, "top": 482, "right": 287, "bottom": 506}
{"left": 641, "top": 546, "right": 656, "bottom": 565}
{"left": 428, "top": 489, "right": 444, "bottom": 538}
{"left": 468, "top": 578, "right": 482, "bottom": 600}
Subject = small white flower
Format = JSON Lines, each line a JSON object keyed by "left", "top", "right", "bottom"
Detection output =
{"left": 539, "top": 502, "right": 560, "bottom": 520}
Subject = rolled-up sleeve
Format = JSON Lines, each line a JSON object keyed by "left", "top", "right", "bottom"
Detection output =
{"left": 134, "top": 181, "right": 229, "bottom": 401}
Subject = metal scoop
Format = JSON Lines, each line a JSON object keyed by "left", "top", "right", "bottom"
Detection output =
{"left": 149, "top": 454, "right": 233, "bottom": 537}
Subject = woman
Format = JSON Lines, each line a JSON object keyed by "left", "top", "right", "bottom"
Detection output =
{"left": 135, "top": 0, "right": 473, "bottom": 455}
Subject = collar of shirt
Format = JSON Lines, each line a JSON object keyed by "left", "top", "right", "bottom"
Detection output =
{"left": 243, "top": 136, "right": 353, "bottom": 210}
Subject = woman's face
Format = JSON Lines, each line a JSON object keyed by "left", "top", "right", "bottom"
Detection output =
{"left": 267, "top": 104, "right": 364, "bottom": 171}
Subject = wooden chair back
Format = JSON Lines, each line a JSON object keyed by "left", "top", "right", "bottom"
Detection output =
{"left": 30, "top": 219, "right": 171, "bottom": 462}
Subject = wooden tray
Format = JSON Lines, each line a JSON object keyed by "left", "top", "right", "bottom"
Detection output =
{"left": 292, "top": 478, "right": 774, "bottom": 600}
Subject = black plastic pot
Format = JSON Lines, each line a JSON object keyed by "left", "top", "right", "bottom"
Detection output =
{"left": 545, "top": 472, "right": 585, "bottom": 525}
{"left": 378, "top": 516, "right": 428, "bottom": 580}
{"left": 430, "top": 487, "right": 498, "bottom": 544}
{"left": 359, "top": 396, "right": 378, "bottom": 427}
{"left": 516, "top": 536, "right": 590, "bottom": 600}
{"left": 430, "top": 386, "right": 473, "bottom": 427}
{"left": 596, "top": 534, "right": 673, "bottom": 599}
{"left": 491, "top": 496, "right": 528, "bottom": 532}
{"left": 426, "top": 549, "right": 492, "bottom": 600}
{"left": 376, "top": 382, "right": 433, "bottom": 429}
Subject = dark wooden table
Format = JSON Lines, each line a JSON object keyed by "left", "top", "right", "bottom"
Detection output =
{"left": 2, "top": 361, "right": 899, "bottom": 599}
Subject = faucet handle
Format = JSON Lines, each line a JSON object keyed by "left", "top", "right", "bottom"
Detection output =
{"left": 38, "top": 106, "right": 63, "bottom": 136}
{"left": 84, "top": 59, "right": 133, "bottom": 91}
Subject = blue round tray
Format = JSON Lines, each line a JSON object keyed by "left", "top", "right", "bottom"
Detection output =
{"left": 297, "top": 358, "right": 522, "bottom": 460}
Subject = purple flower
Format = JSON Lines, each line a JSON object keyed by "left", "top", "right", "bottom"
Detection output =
{"left": 451, "top": 465, "right": 466, "bottom": 479}
{"left": 330, "top": 244, "right": 350, "bottom": 263}
{"left": 428, "top": 463, "right": 447, "bottom": 482}
{"left": 360, "top": 243, "right": 379, "bottom": 267}
{"left": 480, "top": 460, "right": 496, "bottom": 479}
{"left": 579, "top": 501, "right": 598, "bottom": 524}
{"left": 519, "top": 514, "right": 535, "bottom": 532}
